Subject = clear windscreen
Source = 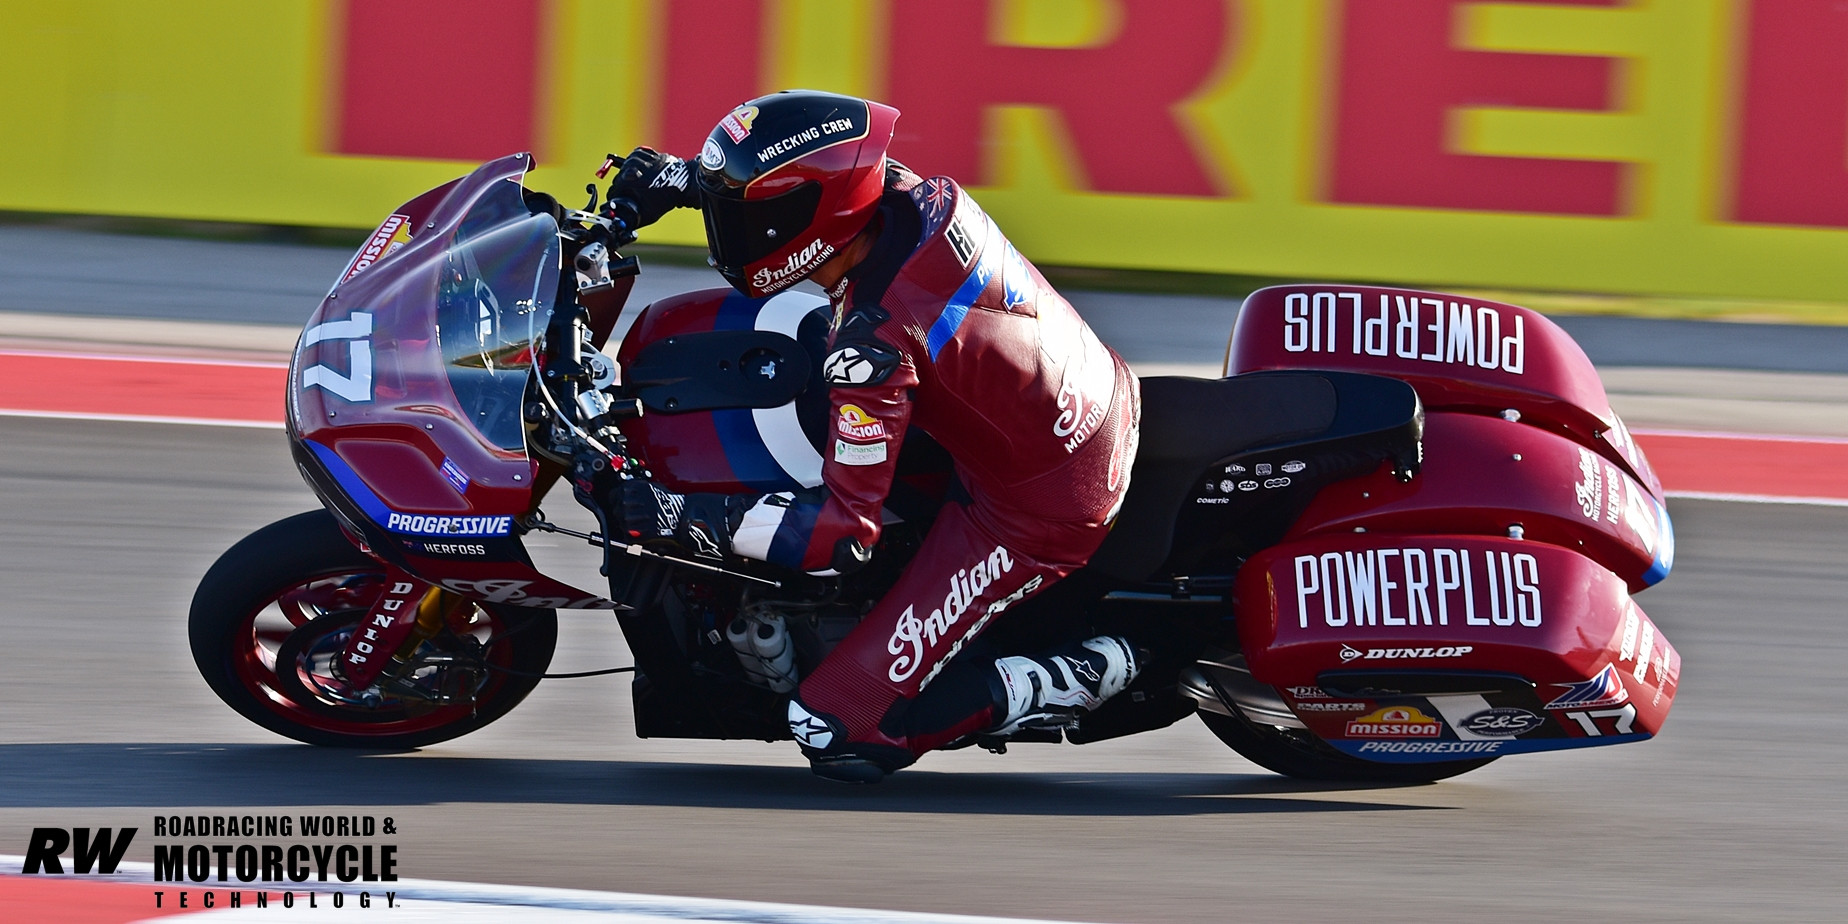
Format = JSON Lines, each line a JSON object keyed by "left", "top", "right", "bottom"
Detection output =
{"left": 434, "top": 181, "right": 560, "bottom": 451}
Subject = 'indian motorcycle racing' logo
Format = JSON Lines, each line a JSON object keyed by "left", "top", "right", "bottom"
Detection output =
{"left": 751, "top": 239, "right": 834, "bottom": 293}
{"left": 887, "top": 546, "right": 1037, "bottom": 685}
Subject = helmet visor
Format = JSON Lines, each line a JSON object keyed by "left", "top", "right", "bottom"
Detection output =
{"left": 701, "top": 181, "right": 824, "bottom": 275}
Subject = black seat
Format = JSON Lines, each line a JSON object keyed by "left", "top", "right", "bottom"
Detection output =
{"left": 1087, "top": 371, "right": 1421, "bottom": 582}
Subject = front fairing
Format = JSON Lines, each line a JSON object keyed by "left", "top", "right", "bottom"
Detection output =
{"left": 287, "top": 155, "right": 604, "bottom": 606}
{"left": 290, "top": 153, "right": 546, "bottom": 522}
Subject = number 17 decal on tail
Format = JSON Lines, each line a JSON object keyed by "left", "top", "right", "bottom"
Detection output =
{"left": 300, "top": 312, "right": 374, "bottom": 403}
{"left": 1564, "top": 704, "right": 1638, "bottom": 736}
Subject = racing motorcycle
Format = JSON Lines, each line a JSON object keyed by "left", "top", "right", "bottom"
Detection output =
{"left": 189, "top": 153, "right": 1680, "bottom": 782}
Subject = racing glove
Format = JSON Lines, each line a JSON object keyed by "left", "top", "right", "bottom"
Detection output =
{"left": 618, "top": 480, "right": 743, "bottom": 561}
{"left": 604, "top": 146, "right": 699, "bottom": 232}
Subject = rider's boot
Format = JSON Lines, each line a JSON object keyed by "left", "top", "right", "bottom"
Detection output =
{"left": 786, "top": 698, "right": 915, "bottom": 784}
{"left": 988, "top": 636, "right": 1141, "bottom": 735}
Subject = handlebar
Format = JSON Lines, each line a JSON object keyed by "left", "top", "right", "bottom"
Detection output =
{"left": 526, "top": 153, "right": 656, "bottom": 476}
{"left": 602, "top": 198, "right": 645, "bottom": 244}
{"left": 561, "top": 208, "right": 637, "bottom": 251}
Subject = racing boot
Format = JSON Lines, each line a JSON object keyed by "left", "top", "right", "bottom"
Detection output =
{"left": 786, "top": 698, "right": 914, "bottom": 784}
{"left": 988, "top": 636, "right": 1141, "bottom": 736}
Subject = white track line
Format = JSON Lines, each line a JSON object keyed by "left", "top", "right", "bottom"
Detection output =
{"left": 1664, "top": 490, "right": 1848, "bottom": 508}
{"left": 1630, "top": 426, "right": 1848, "bottom": 446}
{"left": 0, "top": 348, "right": 289, "bottom": 369}
{"left": 0, "top": 408, "right": 282, "bottom": 429}
{"left": 2, "top": 857, "right": 1098, "bottom": 924}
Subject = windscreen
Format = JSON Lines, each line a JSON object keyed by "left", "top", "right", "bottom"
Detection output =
{"left": 434, "top": 181, "right": 560, "bottom": 451}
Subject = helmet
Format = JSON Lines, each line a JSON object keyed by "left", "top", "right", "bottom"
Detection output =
{"left": 695, "top": 90, "right": 900, "bottom": 298}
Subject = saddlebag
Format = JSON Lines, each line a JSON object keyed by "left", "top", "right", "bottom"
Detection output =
{"left": 1229, "top": 533, "right": 1679, "bottom": 763}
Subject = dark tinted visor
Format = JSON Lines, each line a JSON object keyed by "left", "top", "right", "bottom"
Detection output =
{"left": 702, "top": 181, "right": 824, "bottom": 273}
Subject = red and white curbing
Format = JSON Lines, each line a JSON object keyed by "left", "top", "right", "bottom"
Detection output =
{"left": 1628, "top": 427, "right": 1848, "bottom": 507}
{"left": 0, "top": 351, "right": 287, "bottom": 429}
{"left": 3, "top": 349, "right": 1847, "bottom": 506}
{"left": 1, "top": 857, "right": 1092, "bottom": 924}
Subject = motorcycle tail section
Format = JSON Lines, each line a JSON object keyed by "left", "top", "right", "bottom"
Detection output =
{"left": 1234, "top": 533, "right": 1679, "bottom": 763}
{"left": 1229, "top": 284, "right": 1664, "bottom": 500}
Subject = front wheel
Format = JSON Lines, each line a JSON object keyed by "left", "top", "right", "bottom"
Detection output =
{"left": 1198, "top": 709, "right": 1496, "bottom": 783}
{"left": 190, "top": 510, "right": 557, "bottom": 748}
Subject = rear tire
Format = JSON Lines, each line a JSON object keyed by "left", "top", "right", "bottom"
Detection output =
{"left": 190, "top": 510, "right": 557, "bottom": 748}
{"left": 1198, "top": 709, "right": 1496, "bottom": 783}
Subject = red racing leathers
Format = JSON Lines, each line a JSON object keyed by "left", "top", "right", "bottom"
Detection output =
{"left": 728, "top": 169, "right": 1140, "bottom": 763}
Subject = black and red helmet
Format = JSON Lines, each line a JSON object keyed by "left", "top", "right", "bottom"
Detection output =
{"left": 695, "top": 90, "right": 900, "bottom": 298}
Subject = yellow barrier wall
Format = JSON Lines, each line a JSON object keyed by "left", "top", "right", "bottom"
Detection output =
{"left": 3, "top": 0, "right": 1846, "bottom": 302}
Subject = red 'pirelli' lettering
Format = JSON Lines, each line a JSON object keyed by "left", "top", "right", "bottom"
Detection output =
{"left": 658, "top": 0, "right": 766, "bottom": 156}
{"left": 1732, "top": 0, "right": 1848, "bottom": 227}
{"left": 1329, "top": 0, "right": 1627, "bottom": 216}
{"left": 334, "top": 0, "right": 542, "bottom": 161}
{"left": 885, "top": 0, "right": 1232, "bottom": 196}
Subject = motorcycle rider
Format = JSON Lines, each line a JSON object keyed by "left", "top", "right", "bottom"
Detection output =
{"left": 604, "top": 90, "right": 1142, "bottom": 782}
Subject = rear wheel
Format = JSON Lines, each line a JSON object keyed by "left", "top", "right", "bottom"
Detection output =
{"left": 190, "top": 510, "right": 557, "bottom": 748}
{"left": 1199, "top": 708, "right": 1495, "bottom": 783}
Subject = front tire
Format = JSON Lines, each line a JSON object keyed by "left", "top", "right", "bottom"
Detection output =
{"left": 190, "top": 510, "right": 557, "bottom": 748}
{"left": 1198, "top": 709, "right": 1496, "bottom": 783}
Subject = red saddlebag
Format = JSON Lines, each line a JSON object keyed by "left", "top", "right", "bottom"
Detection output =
{"left": 1236, "top": 534, "right": 1680, "bottom": 763}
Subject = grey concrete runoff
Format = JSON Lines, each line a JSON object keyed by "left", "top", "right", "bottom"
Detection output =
{"left": 8, "top": 223, "right": 1848, "bottom": 374}
{"left": 0, "top": 416, "right": 1844, "bottom": 923}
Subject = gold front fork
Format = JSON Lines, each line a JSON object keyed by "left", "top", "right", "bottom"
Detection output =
{"left": 392, "top": 587, "right": 466, "bottom": 661}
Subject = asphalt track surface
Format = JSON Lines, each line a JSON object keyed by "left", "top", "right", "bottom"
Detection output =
{"left": 2, "top": 417, "right": 1845, "bottom": 922}
{"left": 2, "top": 226, "right": 1847, "bottom": 921}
